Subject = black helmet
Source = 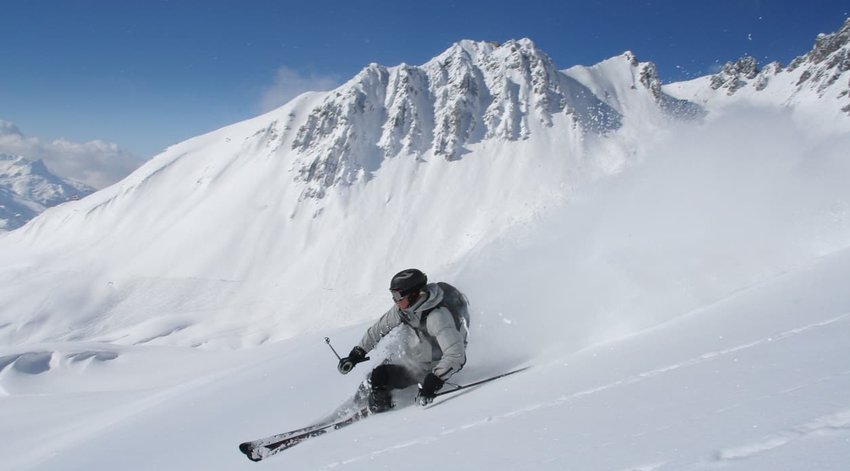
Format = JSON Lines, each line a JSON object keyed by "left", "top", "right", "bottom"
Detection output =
{"left": 389, "top": 268, "right": 427, "bottom": 296}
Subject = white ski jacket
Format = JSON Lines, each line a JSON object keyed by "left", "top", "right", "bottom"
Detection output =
{"left": 357, "top": 283, "right": 468, "bottom": 380}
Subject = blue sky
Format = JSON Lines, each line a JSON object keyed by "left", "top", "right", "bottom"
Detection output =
{"left": 1, "top": 0, "right": 848, "bottom": 166}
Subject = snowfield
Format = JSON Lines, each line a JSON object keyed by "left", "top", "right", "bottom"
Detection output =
{"left": 1, "top": 28, "right": 850, "bottom": 470}
{"left": 2, "top": 243, "right": 849, "bottom": 470}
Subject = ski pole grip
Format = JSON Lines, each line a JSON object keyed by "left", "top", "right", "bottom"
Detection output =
{"left": 339, "top": 360, "right": 354, "bottom": 374}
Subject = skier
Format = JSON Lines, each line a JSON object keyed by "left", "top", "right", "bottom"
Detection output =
{"left": 337, "top": 268, "right": 469, "bottom": 412}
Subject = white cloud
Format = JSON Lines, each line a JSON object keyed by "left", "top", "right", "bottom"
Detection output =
{"left": 259, "top": 66, "right": 340, "bottom": 112}
{"left": 0, "top": 120, "right": 142, "bottom": 189}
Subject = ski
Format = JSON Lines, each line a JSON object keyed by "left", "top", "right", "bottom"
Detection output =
{"left": 238, "top": 366, "right": 531, "bottom": 461}
{"left": 436, "top": 366, "right": 531, "bottom": 397}
{"left": 238, "top": 420, "right": 330, "bottom": 452}
{"left": 238, "top": 407, "right": 370, "bottom": 462}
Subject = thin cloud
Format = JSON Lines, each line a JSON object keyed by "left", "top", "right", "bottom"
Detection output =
{"left": 259, "top": 66, "right": 340, "bottom": 112}
{"left": 0, "top": 120, "right": 142, "bottom": 189}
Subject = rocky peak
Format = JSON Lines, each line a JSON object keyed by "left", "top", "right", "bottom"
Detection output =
{"left": 708, "top": 18, "right": 850, "bottom": 103}
{"left": 637, "top": 60, "right": 663, "bottom": 97}
{"left": 289, "top": 39, "right": 622, "bottom": 199}
{"left": 578, "top": 51, "right": 703, "bottom": 121}
{"left": 710, "top": 56, "right": 762, "bottom": 94}
{"left": 789, "top": 17, "right": 850, "bottom": 71}
{"left": 423, "top": 38, "right": 569, "bottom": 154}
{"left": 787, "top": 17, "right": 850, "bottom": 98}
{"left": 722, "top": 56, "right": 760, "bottom": 79}
{"left": 637, "top": 57, "right": 705, "bottom": 120}
{"left": 290, "top": 64, "right": 390, "bottom": 198}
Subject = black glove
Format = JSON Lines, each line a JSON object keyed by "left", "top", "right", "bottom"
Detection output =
{"left": 337, "top": 346, "right": 369, "bottom": 375}
{"left": 415, "top": 373, "right": 444, "bottom": 406}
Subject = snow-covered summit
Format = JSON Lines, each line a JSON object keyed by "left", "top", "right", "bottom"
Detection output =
{"left": 787, "top": 16, "right": 850, "bottom": 98}
{"left": 564, "top": 51, "right": 705, "bottom": 129}
{"left": 666, "top": 17, "right": 850, "bottom": 133}
{"left": 706, "top": 16, "right": 849, "bottom": 100}
{"left": 0, "top": 153, "right": 93, "bottom": 231}
{"left": 291, "top": 38, "right": 623, "bottom": 198}
{"left": 708, "top": 56, "right": 766, "bottom": 93}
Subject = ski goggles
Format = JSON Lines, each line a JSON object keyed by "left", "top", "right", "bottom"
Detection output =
{"left": 391, "top": 290, "right": 405, "bottom": 302}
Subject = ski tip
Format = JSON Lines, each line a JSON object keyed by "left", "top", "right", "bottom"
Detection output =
{"left": 238, "top": 443, "right": 262, "bottom": 462}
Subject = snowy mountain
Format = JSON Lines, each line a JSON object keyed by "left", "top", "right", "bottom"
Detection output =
{"left": 291, "top": 38, "right": 622, "bottom": 198}
{"left": 0, "top": 38, "right": 657, "bottom": 349}
{"left": 0, "top": 153, "right": 93, "bottom": 231}
{"left": 1, "top": 18, "right": 849, "bottom": 471}
{"left": 564, "top": 51, "right": 705, "bottom": 126}
{"left": 665, "top": 17, "right": 850, "bottom": 135}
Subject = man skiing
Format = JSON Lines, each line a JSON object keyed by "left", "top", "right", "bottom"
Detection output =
{"left": 337, "top": 268, "right": 469, "bottom": 412}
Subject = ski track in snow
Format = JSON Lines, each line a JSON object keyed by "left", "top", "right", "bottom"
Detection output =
{"left": 714, "top": 408, "right": 850, "bottom": 461}
{"left": 319, "top": 313, "right": 850, "bottom": 470}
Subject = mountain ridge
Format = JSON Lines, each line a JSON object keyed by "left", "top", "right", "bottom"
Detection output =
{"left": 665, "top": 17, "right": 850, "bottom": 126}
{"left": 289, "top": 38, "right": 630, "bottom": 198}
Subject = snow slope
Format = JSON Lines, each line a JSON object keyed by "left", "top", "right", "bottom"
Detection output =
{"left": 1, "top": 207, "right": 848, "bottom": 470}
{"left": 1, "top": 20, "right": 850, "bottom": 471}
{"left": 2, "top": 105, "right": 849, "bottom": 469}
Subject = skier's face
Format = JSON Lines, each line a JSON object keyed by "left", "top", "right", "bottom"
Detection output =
{"left": 391, "top": 290, "right": 412, "bottom": 309}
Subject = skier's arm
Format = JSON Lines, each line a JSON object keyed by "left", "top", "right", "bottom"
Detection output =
{"left": 357, "top": 306, "right": 403, "bottom": 353}
{"left": 427, "top": 308, "right": 467, "bottom": 380}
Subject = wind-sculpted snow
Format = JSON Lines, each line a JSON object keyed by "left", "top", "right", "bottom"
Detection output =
{"left": 0, "top": 352, "right": 53, "bottom": 375}
{"left": 715, "top": 409, "right": 850, "bottom": 462}
{"left": 0, "top": 350, "right": 120, "bottom": 378}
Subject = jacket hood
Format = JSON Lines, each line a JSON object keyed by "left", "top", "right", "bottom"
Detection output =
{"left": 399, "top": 283, "right": 444, "bottom": 322}
{"left": 413, "top": 283, "right": 444, "bottom": 312}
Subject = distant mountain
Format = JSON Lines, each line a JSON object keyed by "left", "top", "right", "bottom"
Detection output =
{"left": 0, "top": 153, "right": 93, "bottom": 231}
{"left": 712, "top": 17, "right": 848, "bottom": 99}
{"left": 665, "top": 17, "right": 850, "bottom": 133}
{"left": 0, "top": 120, "right": 142, "bottom": 192}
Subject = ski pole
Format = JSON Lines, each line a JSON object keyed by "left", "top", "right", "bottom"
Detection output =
{"left": 327, "top": 337, "right": 370, "bottom": 374}
{"left": 324, "top": 337, "right": 343, "bottom": 360}
{"left": 435, "top": 366, "right": 531, "bottom": 397}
